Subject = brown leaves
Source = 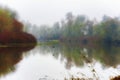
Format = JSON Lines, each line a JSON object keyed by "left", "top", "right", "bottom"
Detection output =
{"left": 12, "top": 18, "right": 23, "bottom": 32}
{"left": 110, "top": 75, "right": 120, "bottom": 80}
{"left": 0, "top": 8, "right": 37, "bottom": 45}
{"left": 0, "top": 9, "right": 13, "bottom": 32}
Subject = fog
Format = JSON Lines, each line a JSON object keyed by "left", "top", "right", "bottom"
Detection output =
{"left": 0, "top": 0, "right": 120, "bottom": 26}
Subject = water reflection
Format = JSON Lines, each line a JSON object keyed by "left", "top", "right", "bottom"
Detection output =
{"left": 37, "top": 44, "right": 120, "bottom": 69}
{"left": 36, "top": 44, "right": 120, "bottom": 79}
{"left": 0, "top": 45, "right": 35, "bottom": 77}
{"left": 0, "top": 44, "right": 120, "bottom": 80}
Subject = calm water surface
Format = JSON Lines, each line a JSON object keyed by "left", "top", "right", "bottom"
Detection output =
{"left": 0, "top": 44, "right": 120, "bottom": 80}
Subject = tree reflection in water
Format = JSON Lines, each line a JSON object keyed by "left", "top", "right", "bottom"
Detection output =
{"left": 0, "top": 45, "right": 35, "bottom": 77}
{"left": 1, "top": 43, "right": 120, "bottom": 79}
{"left": 37, "top": 44, "right": 120, "bottom": 69}
{"left": 35, "top": 44, "right": 120, "bottom": 79}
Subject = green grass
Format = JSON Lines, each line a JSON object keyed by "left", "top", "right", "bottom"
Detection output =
{"left": 37, "top": 40, "right": 59, "bottom": 45}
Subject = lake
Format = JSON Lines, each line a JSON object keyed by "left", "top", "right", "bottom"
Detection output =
{"left": 0, "top": 44, "right": 120, "bottom": 80}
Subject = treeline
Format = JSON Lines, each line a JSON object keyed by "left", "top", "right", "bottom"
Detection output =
{"left": 0, "top": 7, "right": 36, "bottom": 46}
{"left": 24, "top": 12, "right": 120, "bottom": 45}
{"left": 24, "top": 22, "right": 61, "bottom": 41}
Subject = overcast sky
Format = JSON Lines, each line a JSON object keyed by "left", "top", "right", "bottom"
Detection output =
{"left": 0, "top": 0, "right": 120, "bottom": 26}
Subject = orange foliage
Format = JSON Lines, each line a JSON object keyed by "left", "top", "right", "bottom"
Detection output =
{"left": 0, "top": 10, "right": 13, "bottom": 32}
{"left": 12, "top": 18, "right": 23, "bottom": 32}
{"left": 0, "top": 8, "right": 37, "bottom": 45}
{"left": 0, "top": 31, "right": 36, "bottom": 45}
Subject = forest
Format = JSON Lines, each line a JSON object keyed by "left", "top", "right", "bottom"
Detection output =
{"left": 1, "top": 6, "right": 120, "bottom": 46}
{"left": 25, "top": 12, "right": 120, "bottom": 46}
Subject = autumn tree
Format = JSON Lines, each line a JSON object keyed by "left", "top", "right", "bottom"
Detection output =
{"left": 0, "top": 7, "right": 37, "bottom": 45}
{"left": 0, "top": 8, "right": 13, "bottom": 32}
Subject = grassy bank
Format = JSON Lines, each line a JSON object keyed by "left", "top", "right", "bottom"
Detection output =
{"left": 37, "top": 40, "right": 59, "bottom": 45}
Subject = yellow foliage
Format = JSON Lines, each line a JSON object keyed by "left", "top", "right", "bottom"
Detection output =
{"left": 0, "top": 8, "right": 13, "bottom": 32}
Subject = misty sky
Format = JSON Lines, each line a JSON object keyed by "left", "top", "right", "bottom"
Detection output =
{"left": 0, "top": 0, "right": 120, "bottom": 26}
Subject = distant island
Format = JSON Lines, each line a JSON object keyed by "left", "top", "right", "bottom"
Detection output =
{"left": 0, "top": 7, "right": 36, "bottom": 46}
